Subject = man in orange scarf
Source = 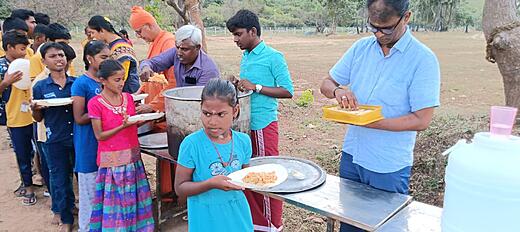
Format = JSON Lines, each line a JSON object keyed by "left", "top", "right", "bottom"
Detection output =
{"left": 129, "top": 6, "right": 176, "bottom": 204}
{"left": 129, "top": 6, "right": 176, "bottom": 116}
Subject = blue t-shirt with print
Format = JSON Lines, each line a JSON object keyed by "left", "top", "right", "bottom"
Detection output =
{"left": 177, "top": 129, "right": 253, "bottom": 232}
{"left": 71, "top": 74, "right": 102, "bottom": 173}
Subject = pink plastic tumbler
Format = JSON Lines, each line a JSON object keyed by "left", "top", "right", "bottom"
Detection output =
{"left": 490, "top": 106, "right": 518, "bottom": 136}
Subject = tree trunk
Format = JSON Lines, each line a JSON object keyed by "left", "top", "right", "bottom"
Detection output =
{"left": 184, "top": 0, "right": 207, "bottom": 52}
{"left": 483, "top": 0, "right": 520, "bottom": 110}
{"left": 166, "top": 0, "right": 208, "bottom": 52}
{"left": 175, "top": 0, "right": 186, "bottom": 29}
{"left": 327, "top": 12, "right": 337, "bottom": 36}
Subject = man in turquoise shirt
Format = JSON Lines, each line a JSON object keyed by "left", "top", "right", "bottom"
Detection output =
{"left": 320, "top": 0, "right": 440, "bottom": 231}
{"left": 227, "top": 9, "right": 293, "bottom": 232}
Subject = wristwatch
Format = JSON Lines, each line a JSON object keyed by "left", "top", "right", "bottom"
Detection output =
{"left": 255, "top": 84, "right": 263, "bottom": 93}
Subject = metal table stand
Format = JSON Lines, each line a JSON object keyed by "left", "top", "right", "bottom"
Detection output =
{"left": 141, "top": 148, "right": 187, "bottom": 231}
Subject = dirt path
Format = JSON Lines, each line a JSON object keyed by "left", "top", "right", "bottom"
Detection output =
{"left": 1, "top": 31, "right": 504, "bottom": 231}
{"left": 0, "top": 127, "right": 58, "bottom": 231}
{"left": 0, "top": 127, "right": 187, "bottom": 231}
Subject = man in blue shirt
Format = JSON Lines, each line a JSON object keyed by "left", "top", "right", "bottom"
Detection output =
{"left": 226, "top": 10, "right": 294, "bottom": 232}
{"left": 320, "top": 1, "right": 440, "bottom": 231}
{"left": 31, "top": 42, "right": 75, "bottom": 232}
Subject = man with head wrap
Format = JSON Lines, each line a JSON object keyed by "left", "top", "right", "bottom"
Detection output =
{"left": 129, "top": 6, "right": 175, "bottom": 111}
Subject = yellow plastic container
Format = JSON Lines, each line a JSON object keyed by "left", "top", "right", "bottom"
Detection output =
{"left": 322, "top": 105, "right": 384, "bottom": 125}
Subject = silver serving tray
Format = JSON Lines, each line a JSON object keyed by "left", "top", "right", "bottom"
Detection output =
{"left": 139, "top": 132, "right": 168, "bottom": 149}
{"left": 137, "top": 121, "right": 154, "bottom": 135}
{"left": 250, "top": 156, "right": 326, "bottom": 193}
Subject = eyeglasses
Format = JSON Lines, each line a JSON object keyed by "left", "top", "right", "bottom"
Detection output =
{"left": 366, "top": 15, "right": 404, "bottom": 35}
{"left": 134, "top": 25, "right": 147, "bottom": 37}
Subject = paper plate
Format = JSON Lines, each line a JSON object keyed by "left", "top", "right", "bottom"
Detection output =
{"left": 227, "top": 164, "right": 288, "bottom": 190}
{"left": 128, "top": 112, "right": 165, "bottom": 122}
{"left": 132, "top": 93, "right": 149, "bottom": 102}
{"left": 7, "top": 59, "right": 30, "bottom": 90}
{"left": 33, "top": 98, "right": 73, "bottom": 107}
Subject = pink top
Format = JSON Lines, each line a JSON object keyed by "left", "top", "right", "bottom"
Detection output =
{"left": 88, "top": 93, "right": 141, "bottom": 167}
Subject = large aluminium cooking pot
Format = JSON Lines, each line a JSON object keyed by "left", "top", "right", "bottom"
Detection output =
{"left": 163, "top": 86, "right": 252, "bottom": 159}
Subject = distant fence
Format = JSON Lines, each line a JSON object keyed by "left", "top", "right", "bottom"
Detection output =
{"left": 204, "top": 26, "right": 365, "bottom": 36}
{"left": 69, "top": 25, "right": 483, "bottom": 39}
{"left": 203, "top": 26, "right": 482, "bottom": 36}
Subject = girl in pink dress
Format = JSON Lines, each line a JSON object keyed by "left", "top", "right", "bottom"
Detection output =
{"left": 87, "top": 59, "right": 154, "bottom": 231}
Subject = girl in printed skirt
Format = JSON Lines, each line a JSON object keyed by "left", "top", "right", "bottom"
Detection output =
{"left": 88, "top": 59, "right": 154, "bottom": 231}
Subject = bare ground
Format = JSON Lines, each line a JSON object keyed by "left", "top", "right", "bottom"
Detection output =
{"left": 0, "top": 31, "right": 508, "bottom": 231}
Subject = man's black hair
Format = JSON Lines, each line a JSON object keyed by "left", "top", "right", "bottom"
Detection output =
{"left": 1, "top": 17, "right": 29, "bottom": 33}
{"left": 2, "top": 30, "right": 29, "bottom": 51}
{"left": 33, "top": 24, "right": 49, "bottom": 37}
{"left": 226, "top": 10, "right": 261, "bottom": 37}
{"left": 40, "top": 42, "right": 64, "bottom": 59}
{"left": 47, "top": 23, "right": 71, "bottom": 41}
{"left": 367, "top": 0, "right": 409, "bottom": 17}
{"left": 35, "top": 13, "right": 50, "bottom": 25}
{"left": 10, "top": 9, "right": 35, "bottom": 21}
{"left": 58, "top": 41, "right": 76, "bottom": 61}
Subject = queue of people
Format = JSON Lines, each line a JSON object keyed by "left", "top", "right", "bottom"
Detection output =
{"left": 0, "top": 0, "right": 440, "bottom": 231}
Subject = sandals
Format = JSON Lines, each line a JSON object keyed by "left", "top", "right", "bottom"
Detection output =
{"left": 13, "top": 184, "right": 27, "bottom": 197}
{"left": 22, "top": 193, "right": 37, "bottom": 206}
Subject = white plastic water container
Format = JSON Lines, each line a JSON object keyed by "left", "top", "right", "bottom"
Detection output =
{"left": 442, "top": 132, "right": 520, "bottom": 231}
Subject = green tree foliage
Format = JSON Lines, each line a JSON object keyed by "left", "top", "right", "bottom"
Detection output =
{"left": 144, "top": 0, "right": 176, "bottom": 30}
{"left": 410, "top": 0, "right": 476, "bottom": 31}
{"left": 202, "top": 0, "right": 365, "bottom": 32}
{"left": 0, "top": 0, "right": 11, "bottom": 20}
{"left": 201, "top": 0, "right": 478, "bottom": 33}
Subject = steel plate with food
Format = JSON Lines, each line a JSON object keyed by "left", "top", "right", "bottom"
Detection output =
{"left": 248, "top": 156, "right": 326, "bottom": 193}
{"left": 227, "top": 164, "right": 288, "bottom": 190}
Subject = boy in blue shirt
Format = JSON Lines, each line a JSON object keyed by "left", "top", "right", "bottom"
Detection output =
{"left": 31, "top": 42, "right": 76, "bottom": 232}
{"left": 226, "top": 10, "right": 294, "bottom": 232}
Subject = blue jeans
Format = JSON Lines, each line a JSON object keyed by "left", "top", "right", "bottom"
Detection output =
{"left": 33, "top": 123, "right": 50, "bottom": 189}
{"left": 44, "top": 140, "right": 75, "bottom": 224}
{"left": 36, "top": 141, "right": 50, "bottom": 188}
{"left": 339, "top": 152, "right": 411, "bottom": 232}
{"left": 40, "top": 143, "right": 59, "bottom": 214}
{"left": 8, "top": 125, "right": 34, "bottom": 187}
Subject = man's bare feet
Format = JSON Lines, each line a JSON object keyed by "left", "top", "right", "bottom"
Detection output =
{"left": 58, "top": 223, "right": 72, "bottom": 232}
{"left": 51, "top": 213, "right": 61, "bottom": 225}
